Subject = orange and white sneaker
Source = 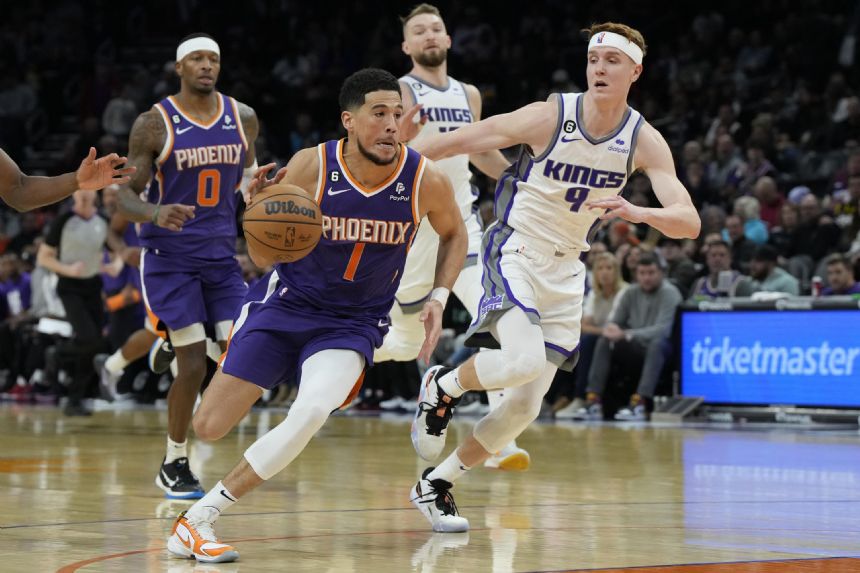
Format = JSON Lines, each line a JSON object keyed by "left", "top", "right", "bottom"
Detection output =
{"left": 167, "top": 509, "right": 239, "bottom": 563}
{"left": 483, "top": 442, "right": 531, "bottom": 471}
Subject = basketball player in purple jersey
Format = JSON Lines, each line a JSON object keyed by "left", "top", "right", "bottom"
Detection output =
{"left": 164, "top": 68, "right": 467, "bottom": 564}
{"left": 117, "top": 33, "right": 260, "bottom": 499}
{"left": 0, "top": 146, "right": 134, "bottom": 211}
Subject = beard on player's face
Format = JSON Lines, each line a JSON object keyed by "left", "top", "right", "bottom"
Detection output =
{"left": 355, "top": 136, "right": 397, "bottom": 166}
{"left": 413, "top": 48, "right": 447, "bottom": 68}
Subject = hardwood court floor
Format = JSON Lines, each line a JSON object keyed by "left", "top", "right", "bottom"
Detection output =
{"left": 1, "top": 404, "right": 860, "bottom": 572}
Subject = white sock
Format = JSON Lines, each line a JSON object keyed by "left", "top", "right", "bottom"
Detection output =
{"left": 187, "top": 480, "right": 237, "bottom": 521}
{"left": 165, "top": 436, "right": 187, "bottom": 463}
{"left": 427, "top": 451, "right": 470, "bottom": 483}
{"left": 104, "top": 350, "right": 130, "bottom": 375}
{"left": 437, "top": 368, "right": 466, "bottom": 398}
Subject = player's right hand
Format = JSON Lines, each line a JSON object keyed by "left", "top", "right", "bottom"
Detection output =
{"left": 156, "top": 203, "right": 196, "bottom": 232}
{"left": 397, "top": 103, "right": 426, "bottom": 143}
{"left": 246, "top": 163, "right": 288, "bottom": 203}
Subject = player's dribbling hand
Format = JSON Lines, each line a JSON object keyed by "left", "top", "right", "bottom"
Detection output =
{"left": 246, "top": 163, "right": 288, "bottom": 203}
{"left": 585, "top": 196, "right": 646, "bottom": 224}
{"left": 417, "top": 299, "right": 443, "bottom": 365}
{"left": 155, "top": 203, "right": 196, "bottom": 232}
{"left": 76, "top": 147, "right": 137, "bottom": 191}
{"left": 397, "top": 104, "right": 426, "bottom": 143}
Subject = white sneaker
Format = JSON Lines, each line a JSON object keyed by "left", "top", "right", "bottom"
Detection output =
{"left": 379, "top": 396, "right": 408, "bottom": 410}
{"left": 410, "top": 468, "right": 469, "bottom": 533}
{"left": 167, "top": 508, "right": 238, "bottom": 563}
{"left": 615, "top": 403, "right": 647, "bottom": 421}
{"left": 93, "top": 353, "right": 119, "bottom": 402}
{"left": 411, "top": 366, "right": 461, "bottom": 461}
{"left": 554, "top": 397, "right": 585, "bottom": 419}
{"left": 484, "top": 443, "right": 531, "bottom": 471}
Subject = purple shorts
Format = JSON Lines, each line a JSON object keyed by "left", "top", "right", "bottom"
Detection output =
{"left": 221, "top": 271, "right": 387, "bottom": 389}
{"left": 141, "top": 249, "right": 247, "bottom": 331}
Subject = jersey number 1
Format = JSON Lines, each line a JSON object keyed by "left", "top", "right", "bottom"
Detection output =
{"left": 197, "top": 169, "right": 221, "bottom": 206}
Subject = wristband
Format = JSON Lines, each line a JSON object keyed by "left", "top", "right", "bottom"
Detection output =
{"left": 151, "top": 205, "right": 160, "bottom": 226}
{"left": 429, "top": 287, "right": 450, "bottom": 308}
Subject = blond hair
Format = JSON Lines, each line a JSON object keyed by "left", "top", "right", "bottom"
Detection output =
{"left": 592, "top": 252, "right": 626, "bottom": 298}
{"left": 581, "top": 22, "right": 647, "bottom": 56}
{"left": 401, "top": 3, "right": 442, "bottom": 28}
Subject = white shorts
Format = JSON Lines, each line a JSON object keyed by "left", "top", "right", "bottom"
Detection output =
{"left": 394, "top": 212, "right": 483, "bottom": 309}
{"left": 466, "top": 222, "right": 585, "bottom": 371}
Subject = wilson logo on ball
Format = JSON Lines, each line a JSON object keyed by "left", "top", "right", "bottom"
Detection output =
{"left": 264, "top": 200, "right": 317, "bottom": 219}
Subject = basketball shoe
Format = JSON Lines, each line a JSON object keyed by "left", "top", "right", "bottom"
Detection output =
{"left": 148, "top": 338, "right": 175, "bottom": 375}
{"left": 410, "top": 467, "right": 469, "bottom": 532}
{"left": 156, "top": 457, "right": 205, "bottom": 499}
{"left": 167, "top": 509, "right": 238, "bottom": 563}
{"left": 483, "top": 443, "right": 531, "bottom": 471}
{"left": 93, "top": 353, "right": 119, "bottom": 402}
{"left": 411, "top": 366, "right": 461, "bottom": 461}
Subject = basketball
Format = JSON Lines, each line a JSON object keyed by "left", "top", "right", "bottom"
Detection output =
{"left": 242, "top": 184, "right": 322, "bottom": 266}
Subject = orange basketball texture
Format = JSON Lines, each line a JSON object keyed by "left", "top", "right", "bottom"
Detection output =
{"left": 242, "top": 184, "right": 322, "bottom": 266}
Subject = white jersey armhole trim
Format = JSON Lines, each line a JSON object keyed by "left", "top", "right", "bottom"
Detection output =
{"left": 229, "top": 97, "right": 249, "bottom": 151}
{"left": 412, "top": 154, "right": 427, "bottom": 225}
{"left": 626, "top": 114, "right": 645, "bottom": 175}
{"left": 153, "top": 104, "right": 173, "bottom": 166}
{"left": 314, "top": 143, "right": 326, "bottom": 204}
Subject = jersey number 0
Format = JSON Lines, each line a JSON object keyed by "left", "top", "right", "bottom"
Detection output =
{"left": 197, "top": 169, "right": 221, "bottom": 206}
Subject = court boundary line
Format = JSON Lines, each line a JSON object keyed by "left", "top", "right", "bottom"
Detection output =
{"left": 7, "top": 497, "right": 860, "bottom": 530}
{"left": 526, "top": 556, "right": 860, "bottom": 572}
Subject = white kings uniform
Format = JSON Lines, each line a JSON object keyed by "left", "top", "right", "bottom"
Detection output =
{"left": 466, "top": 92, "right": 644, "bottom": 371}
{"left": 373, "top": 74, "right": 485, "bottom": 362}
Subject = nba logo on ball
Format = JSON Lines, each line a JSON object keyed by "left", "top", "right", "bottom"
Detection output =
{"left": 284, "top": 227, "right": 296, "bottom": 248}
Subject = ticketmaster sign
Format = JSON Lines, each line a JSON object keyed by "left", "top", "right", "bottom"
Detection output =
{"left": 681, "top": 310, "right": 860, "bottom": 406}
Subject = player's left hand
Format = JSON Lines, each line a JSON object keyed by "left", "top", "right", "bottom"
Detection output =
{"left": 246, "top": 162, "right": 288, "bottom": 203}
{"left": 397, "top": 103, "right": 426, "bottom": 143}
{"left": 76, "top": 147, "right": 136, "bottom": 191}
{"left": 585, "top": 196, "right": 647, "bottom": 224}
{"left": 417, "top": 299, "right": 443, "bottom": 365}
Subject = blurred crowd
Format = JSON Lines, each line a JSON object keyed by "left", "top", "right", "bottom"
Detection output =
{"left": 1, "top": 0, "right": 859, "bottom": 417}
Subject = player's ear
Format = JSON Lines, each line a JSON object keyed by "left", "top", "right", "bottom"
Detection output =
{"left": 401, "top": 39, "right": 411, "bottom": 56}
{"left": 631, "top": 64, "right": 643, "bottom": 83}
{"left": 341, "top": 110, "right": 353, "bottom": 132}
{"left": 174, "top": 60, "right": 182, "bottom": 78}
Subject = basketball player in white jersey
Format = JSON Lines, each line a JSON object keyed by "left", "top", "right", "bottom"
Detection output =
{"left": 402, "top": 22, "right": 701, "bottom": 532}
{"left": 374, "top": 3, "right": 530, "bottom": 471}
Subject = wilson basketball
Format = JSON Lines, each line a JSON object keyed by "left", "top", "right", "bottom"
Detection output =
{"left": 242, "top": 184, "right": 322, "bottom": 266}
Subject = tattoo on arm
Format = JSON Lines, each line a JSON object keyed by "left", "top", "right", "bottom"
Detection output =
{"left": 118, "top": 110, "right": 165, "bottom": 222}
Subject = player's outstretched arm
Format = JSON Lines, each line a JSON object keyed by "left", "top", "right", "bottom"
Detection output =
{"left": 402, "top": 99, "right": 557, "bottom": 162}
{"left": 463, "top": 83, "right": 511, "bottom": 180}
{"left": 0, "top": 148, "right": 135, "bottom": 212}
{"left": 117, "top": 110, "right": 196, "bottom": 232}
{"left": 415, "top": 160, "right": 468, "bottom": 364}
{"left": 586, "top": 123, "right": 701, "bottom": 239}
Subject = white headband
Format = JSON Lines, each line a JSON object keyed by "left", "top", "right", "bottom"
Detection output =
{"left": 176, "top": 37, "right": 220, "bottom": 62}
{"left": 588, "top": 31, "right": 643, "bottom": 65}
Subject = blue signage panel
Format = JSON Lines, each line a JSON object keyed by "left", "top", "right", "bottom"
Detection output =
{"left": 681, "top": 310, "right": 860, "bottom": 406}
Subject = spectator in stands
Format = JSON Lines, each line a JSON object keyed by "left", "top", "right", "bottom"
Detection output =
{"left": 753, "top": 176, "right": 785, "bottom": 229}
{"left": 555, "top": 252, "right": 628, "bottom": 420}
{"left": 101, "top": 84, "right": 138, "bottom": 139}
{"left": 821, "top": 254, "right": 860, "bottom": 296}
{"left": 582, "top": 253, "right": 682, "bottom": 422}
{"left": 723, "top": 214, "right": 756, "bottom": 273}
{"left": 688, "top": 239, "right": 757, "bottom": 299}
{"left": 706, "top": 134, "right": 744, "bottom": 196}
{"left": 749, "top": 244, "right": 800, "bottom": 295}
{"left": 733, "top": 195, "right": 769, "bottom": 244}
{"left": 659, "top": 237, "right": 697, "bottom": 297}
{"left": 36, "top": 190, "right": 125, "bottom": 416}
{"left": 768, "top": 202, "right": 800, "bottom": 257}
{"left": 736, "top": 143, "right": 777, "bottom": 195}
